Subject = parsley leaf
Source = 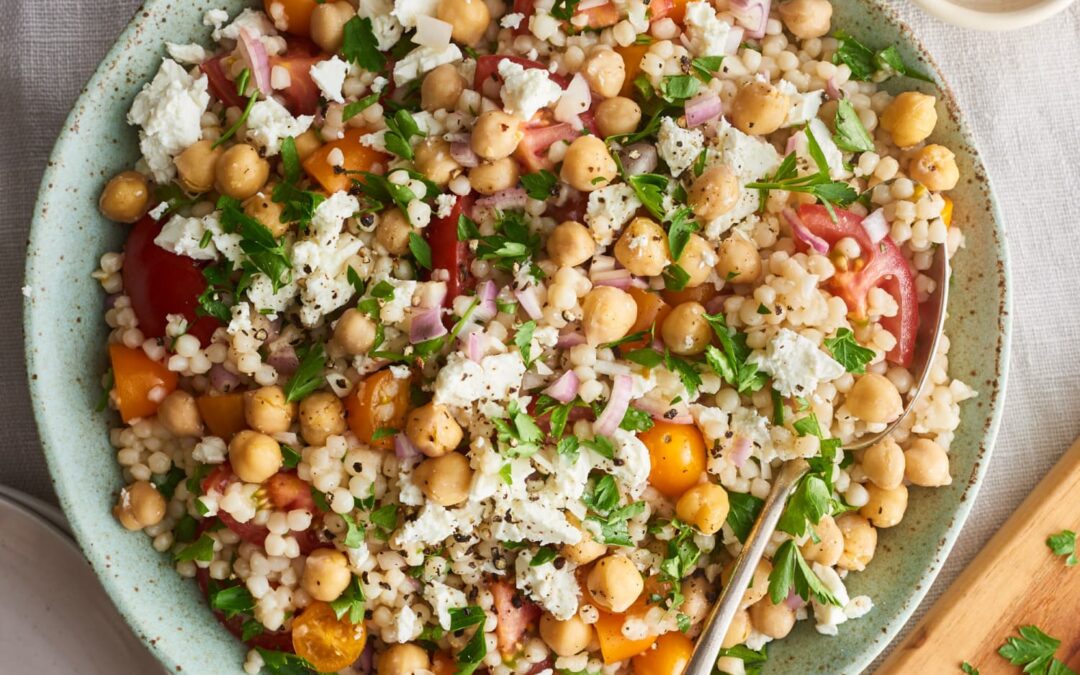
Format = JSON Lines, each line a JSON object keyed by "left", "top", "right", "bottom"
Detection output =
{"left": 1047, "top": 530, "right": 1078, "bottom": 567}
{"left": 152, "top": 466, "right": 186, "bottom": 500}
{"left": 824, "top": 327, "right": 876, "bottom": 373}
{"left": 256, "top": 648, "right": 319, "bottom": 675}
{"left": 458, "top": 211, "right": 541, "bottom": 275}
{"left": 768, "top": 539, "right": 841, "bottom": 606}
{"left": 998, "top": 625, "right": 1075, "bottom": 675}
{"left": 627, "top": 173, "right": 668, "bottom": 220}
{"left": 453, "top": 606, "right": 489, "bottom": 675}
{"left": 241, "top": 619, "right": 263, "bottom": 642}
{"left": 746, "top": 126, "right": 858, "bottom": 220}
{"left": 703, "top": 312, "right": 767, "bottom": 394}
{"left": 658, "top": 520, "right": 702, "bottom": 586}
{"left": 208, "top": 582, "right": 255, "bottom": 619}
{"left": 217, "top": 196, "right": 293, "bottom": 292}
{"left": 281, "top": 444, "right": 302, "bottom": 469}
{"left": 493, "top": 400, "right": 544, "bottom": 457}
{"left": 777, "top": 472, "right": 834, "bottom": 539}
{"left": 515, "top": 320, "right": 537, "bottom": 365}
{"left": 659, "top": 75, "right": 701, "bottom": 102}
{"left": 520, "top": 170, "right": 559, "bottom": 200}
{"left": 272, "top": 181, "right": 325, "bottom": 232}
{"left": 589, "top": 501, "right": 646, "bottom": 546}
{"left": 343, "top": 93, "right": 380, "bottom": 122}
{"left": 691, "top": 56, "right": 724, "bottom": 81}
{"left": 212, "top": 92, "right": 257, "bottom": 148}
{"left": 408, "top": 231, "right": 433, "bottom": 270}
{"left": 726, "top": 491, "right": 764, "bottom": 543}
{"left": 664, "top": 350, "right": 702, "bottom": 398}
{"left": 581, "top": 435, "right": 616, "bottom": 460}
{"left": 531, "top": 547, "right": 558, "bottom": 566}
{"left": 329, "top": 575, "right": 366, "bottom": 623}
{"left": 832, "top": 30, "right": 933, "bottom": 83}
{"left": 717, "top": 644, "right": 768, "bottom": 675}
{"left": 341, "top": 17, "right": 387, "bottom": 73}
{"left": 583, "top": 474, "right": 621, "bottom": 515}
{"left": 341, "top": 513, "right": 366, "bottom": 548}
{"left": 370, "top": 504, "right": 398, "bottom": 537}
{"left": 961, "top": 663, "right": 980, "bottom": 675}
{"left": 550, "top": 0, "right": 581, "bottom": 21}
{"left": 620, "top": 407, "right": 654, "bottom": 432}
{"left": 280, "top": 136, "right": 301, "bottom": 184}
{"left": 283, "top": 343, "right": 326, "bottom": 403}
{"left": 875, "top": 45, "right": 935, "bottom": 83}
{"left": 833, "top": 99, "right": 875, "bottom": 153}
{"left": 383, "top": 109, "right": 425, "bottom": 160}
{"left": 667, "top": 207, "right": 698, "bottom": 262}
{"left": 174, "top": 533, "right": 215, "bottom": 562}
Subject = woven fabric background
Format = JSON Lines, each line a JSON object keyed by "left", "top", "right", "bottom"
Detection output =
{"left": 1, "top": 0, "right": 1078, "bottom": 669}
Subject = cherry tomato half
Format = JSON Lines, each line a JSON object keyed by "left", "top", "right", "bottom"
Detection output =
{"left": 345, "top": 369, "right": 412, "bottom": 450}
{"left": 491, "top": 578, "right": 542, "bottom": 655}
{"left": 631, "top": 630, "right": 693, "bottom": 675}
{"left": 302, "top": 127, "right": 388, "bottom": 194}
{"left": 638, "top": 421, "right": 707, "bottom": 498}
{"left": 264, "top": 0, "right": 319, "bottom": 36}
{"left": 425, "top": 193, "right": 475, "bottom": 305}
{"left": 291, "top": 600, "right": 367, "bottom": 672}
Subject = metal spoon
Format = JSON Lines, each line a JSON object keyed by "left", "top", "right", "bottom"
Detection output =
{"left": 684, "top": 245, "right": 951, "bottom": 674}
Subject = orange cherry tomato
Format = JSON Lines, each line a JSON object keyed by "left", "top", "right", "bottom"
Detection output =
{"left": 615, "top": 43, "right": 651, "bottom": 98}
{"left": 108, "top": 343, "right": 178, "bottom": 423}
{"left": 431, "top": 650, "right": 456, "bottom": 675}
{"left": 594, "top": 606, "right": 658, "bottom": 664}
{"left": 291, "top": 601, "right": 366, "bottom": 672}
{"left": 264, "top": 0, "right": 318, "bottom": 36}
{"left": 649, "top": 0, "right": 688, "bottom": 23}
{"left": 264, "top": 472, "right": 318, "bottom": 512}
{"left": 941, "top": 196, "right": 954, "bottom": 226}
{"left": 195, "top": 393, "right": 246, "bottom": 440}
{"left": 660, "top": 284, "right": 718, "bottom": 308}
{"left": 303, "top": 128, "right": 388, "bottom": 194}
{"left": 624, "top": 287, "right": 671, "bottom": 351}
{"left": 345, "top": 369, "right": 412, "bottom": 450}
{"left": 638, "top": 421, "right": 707, "bottom": 498}
{"left": 631, "top": 631, "right": 693, "bottom": 675}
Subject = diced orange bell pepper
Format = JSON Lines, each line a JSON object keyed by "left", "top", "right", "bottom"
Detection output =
{"left": 302, "top": 128, "right": 388, "bottom": 195}
{"left": 108, "top": 343, "right": 178, "bottom": 423}
{"left": 631, "top": 630, "right": 693, "bottom": 675}
{"left": 431, "top": 650, "right": 456, "bottom": 675}
{"left": 595, "top": 607, "right": 659, "bottom": 664}
{"left": 941, "top": 196, "right": 954, "bottom": 226}
{"left": 615, "top": 43, "right": 652, "bottom": 98}
{"left": 195, "top": 393, "right": 247, "bottom": 440}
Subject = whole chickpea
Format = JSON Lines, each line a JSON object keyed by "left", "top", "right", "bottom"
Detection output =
{"left": 413, "top": 452, "right": 473, "bottom": 506}
{"left": 334, "top": 308, "right": 377, "bottom": 355}
{"left": 539, "top": 613, "right": 593, "bottom": 656}
{"left": 800, "top": 514, "right": 844, "bottom": 567}
{"left": 581, "top": 286, "right": 638, "bottom": 345}
{"left": 436, "top": 0, "right": 490, "bottom": 46}
{"left": 675, "top": 482, "right": 730, "bottom": 534}
{"left": 561, "top": 514, "right": 607, "bottom": 564}
{"left": 375, "top": 208, "right": 413, "bottom": 255}
{"left": 587, "top": 554, "right": 643, "bottom": 613}
{"left": 301, "top": 548, "right": 353, "bottom": 602}
{"left": 730, "top": 81, "right": 790, "bottom": 136}
{"left": 749, "top": 598, "right": 797, "bottom": 639}
{"left": 294, "top": 129, "right": 323, "bottom": 161}
{"left": 861, "top": 437, "right": 905, "bottom": 489}
{"left": 215, "top": 143, "right": 270, "bottom": 200}
{"left": 904, "top": 438, "right": 952, "bottom": 487}
{"left": 581, "top": 47, "right": 626, "bottom": 98}
{"left": 405, "top": 403, "right": 464, "bottom": 457}
{"left": 716, "top": 237, "right": 762, "bottom": 284}
{"left": 908, "top": 144, "right": 960, "bottom": 192}
{"left": 547, "top": 220, "right": 596, "bottom": 267}
{"left": 777, "top": 0, "right": 833, "bottom": 39}
{"left": 594, "top": 97, "right": 642, "bottom": 138}
{"left": 469, "top": 157, "right": 520, "bottom": 195}
{"left": 859, "top": 483, "right": 908, "bottom": 528}
{"left": 722, "top": 609, "right": 751, "bottom": 648}
{"left": 99, "top": 171, "right": 150, "bottom": 223}
{"left": 680, "top": 575, "right": 713, "bottom": 627}
{"left": 228, "top": 430, "right": 284, "bottom": 484}
{"left": 845, "top": 373, "right": 903, "bottom": 423}
{"left": 309, "top": 1, "right": 354, "bottom": 53}
{"left": 472, "top": 110, "right": 524, "bottom": 161}
{"left": 679, "top": 234, "right": 716, "bottom": 288}
{"left": 175, "top": 140, "right": 223, "bottom": 194}
{"left": 299, "top": 391, "right": 347, "bottom": 446}
{"left": 113, "top": 480, "right": 167, "bottom": 530}
{"left": 880, "top": 91, "right": 938, "bottom": 148}
{"left": 836, "top": 513, "right": 878, "bottom": 571}
{"left": 244, "top": 385, "right": 297, "bottom": 435}
{"left": 414, "top": 138, "right": 461, "bottom": 186}
{"left": 720, "top": 558, "right": 772, "bottom": 608}
{"left": 377, "top": 644, "right": 430, "bottom": 675}
{"left": 422, "top": 64, "right": 466, "bottom": 113}
{"left": 560, "top": 135, "right": 617, "bottom": 192}
{"left": 244, "top": 187, "right": 288, "bottom": 237}
{"left": 689, "top": 165, "right": 740, "bottom": 220}
{"left": 613, "top": 217, "right": 670, "bottom": 277}
{"left": 157, "top": 390, "right": 204, "bottom": 438}
{"left": 662, "top": 302, "right": 713, "bottom": 356}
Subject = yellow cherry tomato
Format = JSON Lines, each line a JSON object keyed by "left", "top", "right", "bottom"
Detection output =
{"left": 638, "top": 421, "right": 707, "bottom": 498}
{"left": 291, "top": 601, "right": 366, "bottom": 672}
{"left": 345, "top": 369, "right": 412, "bottom": 450}
{"left": 632, "top": 631, "right": 694, "bottom": 675}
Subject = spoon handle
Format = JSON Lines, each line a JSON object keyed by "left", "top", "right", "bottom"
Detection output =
{"left": 684, "top": 459, "right": 809, "bottom": 675}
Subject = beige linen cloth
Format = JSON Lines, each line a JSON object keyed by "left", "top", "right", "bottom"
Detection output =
{"left": 1, "top": 0, "right": 1078, "bottom": 670}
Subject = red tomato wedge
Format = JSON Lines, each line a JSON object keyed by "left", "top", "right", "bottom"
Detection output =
{"left": 270, "top": 48, "right": 322, "bottom": 116}
{"left": 195, "top": 567, "right": 295, "bottom": 652}
{"left": 514, "top": 111, "right": 599, "bottom": 173}
{"left": 122, "top": 215, "right": 219, "bottom": 345}
{"left": 795, "top": 205, "right": 918, "bottom": 366}
{"left": 490, "top": 578, "right": 541, "bottom": 655}
{"left": 425, "top": 193, "right": 475, "bottom": 305}
{"left": 200, "top": 55, "right": 247, "bottom": 108}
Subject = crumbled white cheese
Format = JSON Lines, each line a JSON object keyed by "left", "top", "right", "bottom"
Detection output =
{"left": 309, "top": 56, "right": 349, "bottom": 104}
{"left": 515, "top": 552, "right": 581, "bottom": 621}
{"left": 777, "top": 79, "right": 824, "bottom": 128}
{"left": 500, "top": 12, "right": 525, "bottom": 28}
{"left": 391, "top": 0, "right": 440, "bottom": 28}
{"left": 393, "top": 44, "right": 463, "bottom": 86}
{"left": 434, "top": 193, "right": 458, "bottom": 218}
{"left": 203, "top": 8, "right": 229, "bottom": 30}
{"left": 657, "top": 116, "right": 705, "bottom": 178}
{"left": 246, "top": 273, "right": 297, "bottom": 315}
{"left": 731, "top": 407, "right": 771, "bottom": 448}
{"left": 386, "top": 604, "right": 421, "bottom": 642}
{"left": 293, "top": 233, "right": 365, "bottom": 327}
{"left": 491, "top": 495, "right": 583, "bottom": 545}
{"left": 751, "top": 328, "right": 844, "bottom": 398}
{"left": 423, "top": 580, "right": 469, "bottom": 630}
{"left": 165, "top": 43, "right": 208, "bottom": 64}
{"left": 584, "top": 183, "right": 642, "bottom": 246}
{"left": 356, "top": 0, "right": 404, "bottom": 50}
{"left": 683, "top": 1, "right": 736, "bottom": 57}
{"left": 596, "top": 429, "right": 652, "bottom": 498}
{"left": 148, "top": 202, "right": 169, "bottom": 219}
{"left": 244, "top": 97, "right": 314, "bottom": 156}
{"left": 228, "top": 302, "right": 254, "bottom": 336}
{"left": 433, "top": 352, "right": 526, "bottom": 408}
{"left": 212, "top": 8, "right": 277, "bottom": 42}
{"left": 498, "top": 59, "right": 562, "bottom": 121}
{"left": 153, "top": 213, "right": 219, "bottom": 260}
{"left": 393, "top": 501, "right": 483, "bottom": 547}
{"left": 310, "top": 192, "right": 359, "bottom": 248}
{"left": 801, "top": 118, "right": 847, "bottom": 179}
{"left": 378, "top": 278, "right": 418, "bottom": 323}
{"left": 702, "top": 119, "right": 781, "bottom": 239}
{"left": 811, "top": 562, "right": 851, "bottom": 635}
{"left": 127, "top": 59, "right": 210, "bottom": 183}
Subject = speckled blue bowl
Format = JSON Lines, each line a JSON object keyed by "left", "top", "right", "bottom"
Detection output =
{"left": 23, "top": 1, "right": 1011, "bottom": 672}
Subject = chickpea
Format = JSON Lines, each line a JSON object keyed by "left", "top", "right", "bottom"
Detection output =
{"left": 661, "top": 302, "right": 712, "bottom": 356}
{"left": 99, "top": 171, "right": 150, "bottom": 223}
{"left": 904, "top": 438, "right": 952, "bottom": 487}
{"left": 405, "top": 403, "right": 464, "bottom": 457}
{"left": 157, "top": 390, "right": 204, "bottom": 437}
{"left": 680, "top": 575, "right": 713, "bottom": 627}
{"left": 862, "top": 437, "right": 905, "bottom": 489}
{"left": 301, "top": 548, "right": 352, "bottom": 602}
{"left": 777, "top": 0, "right": 833, "bottom": 39}
{"left": 299, "top": 392, "right": 347, "bottom": 446}
{"left": 859, "top": 483, "right": 908, "bottom": 528}
{"left": 560, "top": 135, "right": 617, "bottom": 192}
{"left": 880, "top": 91, "right": 938, "bottom": 148}
{"left": 688, "top": 165, "right": 740, "bottom": 220}
{"left": 414, "top": 138, "right": 461, "bottom": 186}
{"left": 581, "top": 286, "right": 638, "bottom": 346}
{"left": 581, "top": 47, "right": 626, "bottom": 98}
{"left": 720, "top": 558, "right": 772, "bottom": 608}
{"left": 836, "top": 513, "right": 877, "bottom": 571}
{"left": 436, "top": 0, "right": 490, "bottom": 46}
{"left": 175, "top": 140, "right": 222, "bottom": 194}
{"left": 561, "top": 514, "right": 607, "bottom": 564}
{"left": 113, "top": 480, "right": 166, "bottom": 530}
{"left": 334, "top": 308, "right": 377, "bottom": 355}
{"left": 471, "top": 111, "right": 524, "bottom": 161}
{"left": 421, "top": 64, "right": 466, "bottom": 113}
{"left": 547, "top": 220, "right": 596, "bottom": 267}
{"left": 749, "top": 598, "right": 797, "bottom": 639}
{"left": 675, "top": 482, "right": 730, "bottom": 534}
{"left": 243, "top": 187, "right": 288, "bottom": 237}
{"left": 215, "top": 143, "right": 270, "bottom": 200}
{"left": 614, "top": 217, "right": 669, "bottom": 277}
{"left": 244, "top": 385, "right": 297, "bottom": 435}
{"left": 730, "top": 81, "right": 790, "bottom": 136}
{"left": 375, "top": 208, "right": 413, "bottom": 255}
{"left": 845, "top": 373, "right": 903, "bottom": 423}
{"left": 800, "top": 514, "right": 844, "bottom": 567}
{"left": 294, "top": 129, "right": 323, "bottom": 161}
{"left": 413, "top": 452, "right": 473, "bottom": 506}
{"left": 908, "top": 144, "right": 960, "bottom": 192}
{"left": 721, "top": 609, "right": 751, "bottom": 648}
{"left": 539, "top": 613, "right": 593, "bottom": 657}
{"left": 469, "top": 157, "right": 520, "bottom": 195}
{"left": 587, "top": 554, "right": 643, "bottom": 613}
{"left": 716, "top": 237, "right": 762, "bottom": 284}
{"left": 309, "top": 1, "right": 354, "bottom": 53}
{"left": 678, "top": 234, "right": 716, "bottom": 288}
{"left": 228, "top": 430, "right": 283, "bottom": 484}
{"left": 594, "top": 97, "right": 642, "bottom": 138}
{"left": 377, "top": 644, "right": 431, "bottom": 675}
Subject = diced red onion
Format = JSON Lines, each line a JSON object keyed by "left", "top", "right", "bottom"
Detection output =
{"left": 783, "top": 208, "right": 829, "bottom": 255}
{"left": 594, "top": 374, "right": 632, "bottom": 436}
{"left": 785, "top": 133, "right": 800, "bottom": 155}
{"left": 784, "top": 588, "right": 807, "bottom": 609}
{"left": 515, "top": 287, "right": 543, "bottom": 320}
{"left": 704, "top": 294, "right": 729, "bottom": 315}
{"left": 464, "top": 331, "right": 484, "bottom": 362}
{"left": 556, "top": 331, "right": 586, "bottom": 348}
{"left": 104, "top": 293, "right": 121, "bottom": 310}
{"left": 685, "top": 91, "right": 722, "bottom": 127}
{"left": 555, "top": 73, "right": 592, "bottom": 128}
{"left": 354, "top": 642, "right": 375, "bottom": 674}
{"left": 450, "top": 140, "right": 480, "bottom": 168}
{"left": 632, "top": 398, "right": 693, "bottom": 424}
{"left": 826, "top": 76, "right": 842, "bottom": 101}
{"left": 208, "top": 364, "right": 242, "bottom": 393}
{"left": 724, "top": 25, "right": 746, "bottom": 54}
{"left": 730, "top": 435, "right": 753, "bottom": 468}
{"left": 618, "top": 142, "right": 658, "bottom": 176}
{"left": 237, "top": 28, "right": 271, "bottom": 96}
{"left": 409, "top": 307, "right": 447, "bottom": 343}
{"left": 590, "top": 267, "right": 633, "bottom": 289}
{"left": 266, "top": 344, "right": 299, "bottom": 375}
{"left": 729, "top": 0, "right": 770, "bottom": 38}
{"left": 861, "top": 208, "right": 889, "bottom": 244}
{"left": 394, "top": 433, "right": 420, "bottom": 461}
{"left": 476, "top": 187, "right": 529, "bottom": 211}
{"left": 544, "top": 371, "right": 580, "bottom": 403}
{"left": 414, "top": 15, "right": 452, "bottom": 48}
{"left": 473, "top": 280, "right": 498, "bottom": 321}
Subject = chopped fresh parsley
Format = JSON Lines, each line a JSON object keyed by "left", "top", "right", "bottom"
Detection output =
{"left": 408, "top": 231, "right": 433, "bottom": 270}
{"left": 280, "top": 136, "right": 301, "bottom": 183}
{"left": 556, "top": 435, "right": 580, "bottom": 461}
{"left": 703, "top": 312, "right": 767, "bottom": 394}
{"left": 530, "top": 547, "right": 558, "bottom": 567}
{"left": 627, "top": 173, "right": 668, "bottom": 220}
{"left": 1047, "top": 530, "right": 1078, "bottom": 567}
{"left": 747, "top": 125, "right": 858, "bottom": 220}
{"left": 354, "top": 169, "right": 437, "bottom": 214}
{"left": 371, "top": 427, "right": 399, "bottom": 441}
{"left": 283, "top": 343, "right": 326, "bottom": 403}
{"left": 383, "top": 109, "right": 425, "bottom": 160}
{"left": 605, "top": 107, "right": 664, "bottom": 146}
{"left": 208, "top": 582, "right": 255, "bottom": 619}
{"left": 833, "top": 99, "right": 875, "bottom": 153}
{"left": 174, "top": 533, "right": 215, "bottom": 562}
{"left": 212, "top": 92, "right": 257, "bottom": 149}
{"left": 771, "top": 388, "right": 785, "bottom": 425}
{"left": 666, "top": 207, "right": 698, "bottom": 262}
{"left": 550, "top": 0, "right": 581, "bottom": 20}
{"left": 514, "top": 320, "right": 537, "bottom": 365}
{"left": 173, "top": 514, "right": 198, "bottom": 543}
{"left": 824, "top": 327, "right": 876, "bottom": 373}
{"left": 369, "top": 504, "right": 399, "bottom": 538}
{"left": 341, "top": 16, "right": 387, "bottom": 74}
{"left": 196, "top": 264, "right": 233, "bottom": 323}
{"left": 329, "top": 575, "right": 366, "bottom": 623}
{"left": 691, "top": 56, "right": 725, "bottom": 81}
{"left": 832, "top": 30, "right": 934, "bottom": 83}
{"left": 998, "top": 625, "right": 1075, "bottom": 675}
{"left": 343, "top": 93, "right": 380, "bottom": 122}
{"left": 583, "top": 474, "right": 620, "bottom": 514}
{"left": 581, "top": 434, "right": 616, "bottom": 460}
{"left": 281, "top": 444, "right": 301, "bottom": 469}
{"left": 341, "top": 513, "right": 366, "bottom": 548}
{"left": 453, "top": 605, "right": 488, "bottom": 675}
{"left": 726, "top": 491, "right": 764, "bottom": 543}
{"left": 658, "top": 520, "right": 702, "bottom": 590}
{"left": 659, "top": 74, "right": 701, "bottom": 102}
{"left": 458, "top": 210, "right": 541, "bottom": 276}
{"left": 717, "top": 644, "right": 768, "bottom": 675}
{"left": 152, "top": 183, "right": 200, "bottom": 217}
{"left": 662, "top": 263, "right": 691, "bottom": 291}
{"left": 241, "top": 619, "right": 263, "bottom": 642}
{"left": 152, "top": 466, "right": 186, "bottom": 500}
{"left": 520, "top": 170, "right": 559, "bottom": 200}
{"left": 768, "top": 539, "right": 841, "bottom": 606}
{"left": 620, "top": 406, "right": 654, "bottom": 432}
{"left": 589, "top": 501, "right": 646, "bottom": 546}
{"left": 272, "top": 181, "right": 325, "bottom": 232}
{"left": 217, "top": 196, "right": 293, "bottom": 291}
{"left": 255, "top": 648, "right": 319, "bottom": 675}
{"left": 776, "top": 473, "right": 833, "bottom": 539}
{"left": 493, "top": 400, "right": 544, "bottom": 457}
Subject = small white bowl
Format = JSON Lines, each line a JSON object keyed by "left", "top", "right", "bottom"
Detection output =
{"left": 909, "top": 0, "right": 1077, "bottom": 30}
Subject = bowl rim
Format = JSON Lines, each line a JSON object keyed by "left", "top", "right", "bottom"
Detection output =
{"left": 23, "top": 0, "right": 1013, "bottom": 672}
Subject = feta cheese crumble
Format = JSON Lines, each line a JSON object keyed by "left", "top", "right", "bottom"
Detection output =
{"left": 702, "top": 119, "right": 781, "bottom": 238}
{"left": 309, "top": 56, "right": 349, "bottom": 104}
{"left": 683, "top": 1, "right": 736, "bottom": 57}
{"left": 127, "top": 59, "right": 210, "bottom": 183}
{"left": 584, "top": 183, "right": 642, "bottom": 246}
{"left": 358, "top": 0, "right": 405, "bottom": 50}
{"left": 657, "top": 116, "right": 705, "bottom": 178}
{"left": 497, "top": 60, "right": 562, "bottom": 121}
{"left": 393, "top": 44, "right": 463, "bottom": 86}
{"left": 515, "top": 552, "right": 581, "bottom": 620}
{"left": 244, "top": 97, "right": 314, "bottom": 156}
{"left": 751, "top": 328, "right": 845, "bottom": 398}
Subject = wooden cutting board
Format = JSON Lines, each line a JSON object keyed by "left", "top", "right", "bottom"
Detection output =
{"left": 876, "top": 436, "right": 1080, "bottom": 673}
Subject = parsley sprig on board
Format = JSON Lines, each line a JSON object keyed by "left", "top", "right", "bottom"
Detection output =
{"left": 998, "top": 625, "right": 1076, "bottom": 675}
{"left": 1047, "top": 530, "right": 1078, "bottom": 566}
